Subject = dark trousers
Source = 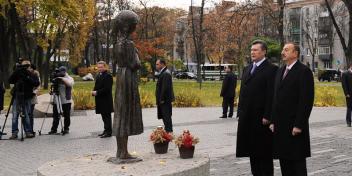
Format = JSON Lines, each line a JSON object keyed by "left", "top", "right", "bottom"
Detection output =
{"left": 346, "top": 101, "right": 352, "bottom": 125}
{"left": 30, "top": 104, "right": 35, "bottom": 132}
{"left": 158, "top": 103, "right": 173, "bottom": 132}
{"left": 51, "top": 103, "right": 71, "bottom": 132}
{"left": 101, "top": 113, "right": 112, "bottom": 135}
{"left": 250, "top": 156, "right": 273, "bottom": 176}
{"left": 279, "top": 159, "right": 307, "bottom": 176}
{"left": 222, "top": 97, "right": 234, "bottom": 117}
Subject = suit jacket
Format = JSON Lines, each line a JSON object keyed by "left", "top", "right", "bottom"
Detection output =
{"left": 0, "top": 81, "right": 4, "bottom": 111}
{"left": 271, "top": 61, "right": 314, "bottom": 160}
{"left": 156, "top": 68, "right": 175, "bottom": 119}
{"left": 341, "top": 71, "right": 352, "bottom": 108}
{"left": 220, "top": 72, "right": 237, "bottom": 98}
{"left": 93, "top": 71, "right": 113, "bottom": 114}
{"left": 236, "top": 59, "right": 278, "bottom": 157}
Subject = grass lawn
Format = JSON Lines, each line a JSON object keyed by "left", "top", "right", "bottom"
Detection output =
{"left": 2, "top": 79, "right": 346, "bottom": 110}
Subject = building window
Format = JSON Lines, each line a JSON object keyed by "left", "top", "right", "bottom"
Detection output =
{"left": 324, "top": 60, "right": 332, "bottom": 68}
{"left": 318, "top": 46, "right": 330, "bottom": 55}
{"left": 306, "top": 48, "right": 311, "bottom": 56}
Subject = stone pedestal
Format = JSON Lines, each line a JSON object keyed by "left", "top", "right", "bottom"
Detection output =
{"left": 37, "top": 150, "right": 210, "bottom": 176}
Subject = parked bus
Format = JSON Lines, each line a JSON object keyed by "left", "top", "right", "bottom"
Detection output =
{"left": 201, "top": 63, "right": 238, "bottom": 80}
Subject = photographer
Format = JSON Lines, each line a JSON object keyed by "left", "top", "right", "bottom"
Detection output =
{"left": 29, "top": 65, "right": 40, "bottom": 133}
{"left": 48, "top": 66, "right": 74, "bottom": 135}
{"left": 8, "top": 60, "right": 40, "bottom": 139}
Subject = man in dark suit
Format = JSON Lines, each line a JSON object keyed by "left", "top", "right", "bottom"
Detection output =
{"left": 236, "top": 40, "right": 278, "bottom": 176}
{"left": 0, "top": 80, "right": 4, "bottom": 112}
{"left": 341, "top": 64, "right": 352, "bottom": 127}
{"left": 270, "top": 43, "right": 314, "bottom": 176}
{"left": 0, "top": 80, "right": 4, "bottom": 134}
{"left": 155, "top": 59, "right": 175, "bottom": 133}
{"left": 220, "top": 65, "right": 237, "bottom": 118}
{"left": 92, "top": 61, "right": 113, "bottom": 138}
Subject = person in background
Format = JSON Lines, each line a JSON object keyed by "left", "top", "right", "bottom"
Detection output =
{"left": 92, "top": 61, "right": 113, "bottom": 138}
{"left": 219, "top": 65, "right": 237, "bottom": 118}
{"left": 341, "top": 64, "right": 352, "bottom": 127}
{"left": 155, "top": 58, "right": 175, "bottom": 133}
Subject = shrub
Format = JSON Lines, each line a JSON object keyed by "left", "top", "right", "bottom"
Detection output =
{"left": 77, "top": 65, "right": 98, "bottom": 77}
{"left": 72, "top": 90, "right": 95, "bottom": 110}
{"left": 314, "top": 87, "right": 338, "bottom": 107}
{"left": 173, "top": 91, "right": 203, "bottom": 107}
{"left": 140, "top": 89, "right": 154, "bottom": 108}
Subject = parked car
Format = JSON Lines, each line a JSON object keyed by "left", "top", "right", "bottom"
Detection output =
{"left": 318, "top": 69, "right": 341, "bottom": 82}
{"left": 175, "top": 72, "right": 197, "bottom": 79}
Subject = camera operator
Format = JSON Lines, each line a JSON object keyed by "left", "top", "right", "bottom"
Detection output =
{"left": 29, "top": 65, "right": 40, "bottom": 133}
{"left": 48, "top": 66, "right": 74, "bottom": 135}
{"left": 8, "top": 60, "right": 40, "bottom": 139}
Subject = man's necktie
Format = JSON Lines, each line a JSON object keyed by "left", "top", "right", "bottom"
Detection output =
{"left": 282, "top": 68, "right": 289, "bottom": 80}
{"left": 250, "top": 64, "right": 257, "bottom": 75}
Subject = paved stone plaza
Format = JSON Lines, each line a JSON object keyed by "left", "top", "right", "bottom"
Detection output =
{"left": 0, "top": 107, "right": 351, "bottom": 176}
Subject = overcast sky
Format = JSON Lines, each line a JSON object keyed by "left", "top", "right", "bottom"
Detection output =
{"left": 131, "top": 0, "right": 238, "bottom": 10}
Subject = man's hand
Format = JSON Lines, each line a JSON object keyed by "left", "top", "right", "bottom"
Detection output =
{"left": 262, "top": 118, "right": 270, "bottom": 125}
{"left": 292, "top": 127, "right": 302, "bottom": 136}
{"left": 91, "top": 91, "right": 97, "bottom": 96}
{"left": 347, "top": 94, "right": 350, "bottom": 98}
{"left": 269, "top": 124, "right": 274, "bottom": 133}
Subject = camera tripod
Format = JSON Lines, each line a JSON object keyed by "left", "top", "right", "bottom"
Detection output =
{"left": 38, "top": 88, "right": 65, "bottom": 136}
{"left": 0, "top": 95, "right": 29, "bottom": 141}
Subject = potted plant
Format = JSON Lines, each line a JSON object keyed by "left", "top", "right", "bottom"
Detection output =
{"left": 150, "top": 126, "right": 173, "bottom": 154}
{"left": 174, "top": 130, "right": 199, "bottom": 159}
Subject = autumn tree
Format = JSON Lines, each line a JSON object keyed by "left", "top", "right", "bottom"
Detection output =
{"left": 134, "top": 4, "right": 185, "bottom": 79}
{"left": 16, "top": 0, "right": 95, "bottom": 88}
{"left": 190, "top": 0, "right": 206, "bottom": 88}
{"left": 324, "top": 0, "right": 352, "bottom": 67}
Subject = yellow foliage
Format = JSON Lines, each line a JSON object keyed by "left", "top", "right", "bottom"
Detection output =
{"left": 314, "top": 87, "right": 338, "bottom": 107}
{"left": 72, "top": 90, "right": 95, "bottom": 110}
{"left": 173, "top": 91, "right": 203, "bottom": 107}
{"left": 139, "top": 89, "right": 154, "bottom": 108}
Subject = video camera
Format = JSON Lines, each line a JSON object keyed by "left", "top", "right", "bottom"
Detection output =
{"left": 50, "top": 68, "right": 66, "bottom": 95}
{"left": 13, "top": 63, "right": 31, "bottom": 77}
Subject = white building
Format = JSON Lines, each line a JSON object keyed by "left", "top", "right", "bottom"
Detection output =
{"left": 284, "top": 0, "right": 349, "bottom": 70}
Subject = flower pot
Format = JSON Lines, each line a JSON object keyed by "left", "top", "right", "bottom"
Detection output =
{"left": 154, "top": 142, "right": 169, "bottom": 154}
{"left": 178, "top": 145, "right": 195, "bottom": 159}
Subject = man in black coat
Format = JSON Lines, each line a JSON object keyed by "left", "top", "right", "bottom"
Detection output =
{"left": 0, "top": 80, "right": 4, "bottom": 112}
{"left": 92, "top": 61, "right": 113, "bottom": 138}
{"left": 270, "top": 43, "right": 314, "bottom": 176}
{"left": 0, "top": 80, "right": 4, "bottom": 134}
{"left": 220, "top": 65, "right": 237, "bottom": 118}
{"left": 236, "top": 40, "right": 278, "bottom": 176}
{"left": 155, "top": 59, "right": 175, "bottom": 133}
{"left": 341, "top": 64, "right": 352, "bottom": 127}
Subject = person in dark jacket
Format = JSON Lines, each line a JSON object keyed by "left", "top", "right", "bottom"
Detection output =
{"left": 236, "top": 40, "right": 278, "bottom": 176}
{"left": 341, "top": 64, "right": 352, "bottom": 127}
{"left": 92, "top": 61, "right": 113, "bottom": 138}
{"left": 155, "top": 58, "right": 175, "bottom": 133}
{"left": 220, "top": 65, "right": 237, "bottom": 118}
{"left": 270, "top": 42, "right": 314, "bottom": 176}
{"left": 8, "top": 60, "right": 40, "bottom": 139}
{"left": 0, "top": 80, "right": 4, "bottom": 135}
{"left": 0, "top": 80, "right": 4, "bottom": 112}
